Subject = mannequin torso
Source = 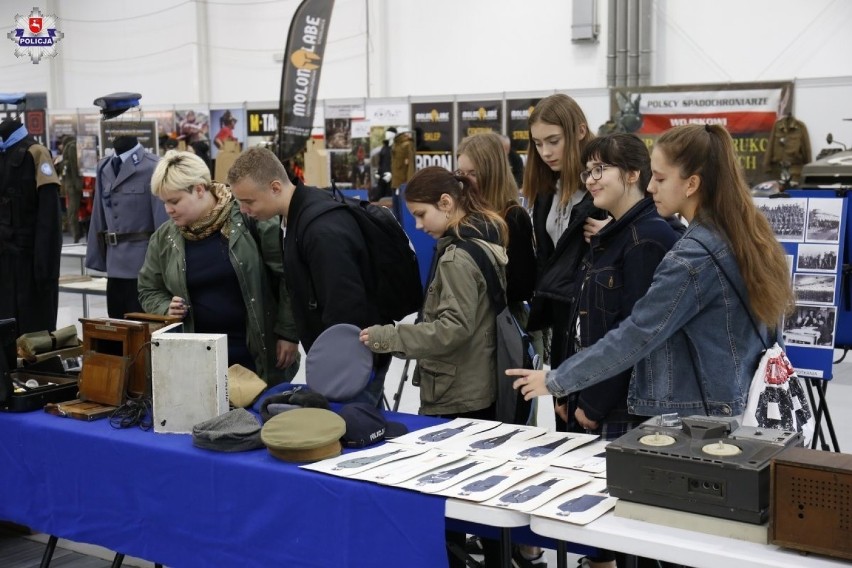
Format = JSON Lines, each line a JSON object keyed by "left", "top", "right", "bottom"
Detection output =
{"left": 112, "top": 135, "right": 138, "bottom": 156}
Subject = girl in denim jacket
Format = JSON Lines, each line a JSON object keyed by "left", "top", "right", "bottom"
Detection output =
{"left": 510, "top": 124, "right": 794, "bottom": 421}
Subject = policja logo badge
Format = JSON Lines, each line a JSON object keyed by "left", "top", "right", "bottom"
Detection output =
{"left": 7, "top": 7, "right": 64, "bottom": 64}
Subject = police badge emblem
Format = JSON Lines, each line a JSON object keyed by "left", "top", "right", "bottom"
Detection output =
{"left": 7, "top": 7, "right": 64, "bottom": 64}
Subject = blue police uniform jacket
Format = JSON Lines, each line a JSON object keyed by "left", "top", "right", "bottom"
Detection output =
{"left": 85, "top": 145, "right": 169, "bottom": 278}
{"left": 546, "top": 221, "right": 773, "bottom": 418}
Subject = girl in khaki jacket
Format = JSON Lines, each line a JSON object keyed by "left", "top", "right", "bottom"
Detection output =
{"left": 360, "top": 166, "right": 508, "bottom": 418}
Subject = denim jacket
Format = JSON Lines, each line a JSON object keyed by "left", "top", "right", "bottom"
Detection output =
{"left": 546, "top": 221, "right": 771, "bottom": 417}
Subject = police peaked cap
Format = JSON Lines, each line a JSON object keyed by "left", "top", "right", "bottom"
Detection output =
{"left": 93, "top": 92, "right": 142, "bottom": 119}
{"left": 0, "top": 93, "right": 27, "bottom": 105}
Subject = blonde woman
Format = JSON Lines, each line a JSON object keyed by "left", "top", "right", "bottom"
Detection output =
{"left": 138, "top": 150, "right": 299, "bottom": 385}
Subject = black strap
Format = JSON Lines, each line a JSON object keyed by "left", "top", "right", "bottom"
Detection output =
{"left": 453, "top": 239, "right": 505, "bottom": 312}
{"left": 687, "top": 237, "right": 768, "bottom": 350}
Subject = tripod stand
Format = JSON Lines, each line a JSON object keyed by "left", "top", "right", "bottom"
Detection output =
{"left": 386, "top": 358, "right": 416, "bottom": 412}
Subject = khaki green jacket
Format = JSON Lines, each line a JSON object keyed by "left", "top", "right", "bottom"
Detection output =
{"left": 367, "top": 237, "right": 508, "bottom": 416}
{"left": 138, "top": 198, "right": 299, "bottom": 384}
{"left": 391, "top": 132, "right": 415, "bottom": 188}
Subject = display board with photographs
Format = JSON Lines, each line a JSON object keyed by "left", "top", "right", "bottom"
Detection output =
{"left": 756, "top": 194, "right": 848, "bottom": 380}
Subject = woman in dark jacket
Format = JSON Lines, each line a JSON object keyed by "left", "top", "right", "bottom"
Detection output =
{"left": 523, "top": 94, "right": 606, "bottom": 431}
{"left": 564, "top": 134, "right": 679, "bottom": 442}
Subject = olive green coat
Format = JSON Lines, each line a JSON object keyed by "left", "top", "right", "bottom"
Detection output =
{"left": 366, "top": 237, "right": 507, "bottom": 416}
{"left": 138, "top": 198, "right": 299, "bottom": 384}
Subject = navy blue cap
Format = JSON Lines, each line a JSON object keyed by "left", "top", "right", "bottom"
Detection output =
{"left": 259, "top": 385, "right": 330, "bottom": 423}
{"left": 0, "top": 93, "right": 26, "bottom": 105}
{"left": 93, "top": 92, "right": 142, "bottom": 119}
{"left": 338, "top": 402, "right": 408, "bottom": 448}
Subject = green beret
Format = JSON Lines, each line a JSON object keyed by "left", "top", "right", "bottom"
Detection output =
{"left": 261, "top": 407, "right": 346, "bottom": 463}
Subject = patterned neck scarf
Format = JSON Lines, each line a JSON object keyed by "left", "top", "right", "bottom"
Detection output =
{"left": 179, "top": 182, "right": 233, "bottom": 241}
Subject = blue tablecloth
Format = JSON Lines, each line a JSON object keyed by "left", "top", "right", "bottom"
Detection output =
{"left": 0, "top": 410, "right": 448, "bottom": 567}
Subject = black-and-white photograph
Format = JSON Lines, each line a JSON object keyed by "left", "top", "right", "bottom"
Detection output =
{"left": 793, "top": 273, "right": 836, "bottom": 305}
{"left": 796, "top": 243, "right": 839, "bottom": 273}
{"left": 805, "top": 198, "right": 843, "bottom": 243}
{"left": 783, "top": 305, "right": 836, "bottom": 348}
{"left": 755, "top": 197, "right": 806, "bottom": 242}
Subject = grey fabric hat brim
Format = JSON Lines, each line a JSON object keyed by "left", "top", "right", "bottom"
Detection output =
{"left": 305, "top": 324, "right": 374, "bottom": 401}
{"left": 192, "top": 408, "right": 264, "bottom": 453}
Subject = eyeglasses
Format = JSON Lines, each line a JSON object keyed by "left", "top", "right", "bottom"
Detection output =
{"left": 454, "top": 169, "right": 476, "bottom": 179}
{"left": 580, "top": 164, "right": 612, "bottom": 184}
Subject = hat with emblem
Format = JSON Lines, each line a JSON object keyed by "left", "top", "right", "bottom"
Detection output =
{"left": 261, "top": 407, "right": 346, "bottom": 463}
{"left": 93, "top": 92, "right": 142, "bottom": 120}
{"left": 338, "top": 402, "right": 408, "bottom": 448}
{"left": 305, "top": 324, "right": 374, "bottom": 402}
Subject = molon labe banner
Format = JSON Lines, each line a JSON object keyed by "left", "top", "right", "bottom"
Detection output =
{"left": 610, "top": 81, "right": 792, "bottom": 184}
{"left": 411, "top": 101, "right": 454, "bottom": 171}
{"left": 507, "top": 98, "right": 540, "bottom": 157}
{"left": 457, "top": 100, "right": 501, "bottom": 144}
{"left": 277, "top": 0, "right": 334, "bottom": 161}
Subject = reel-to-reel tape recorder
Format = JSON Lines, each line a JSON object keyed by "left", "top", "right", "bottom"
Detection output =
{"left": 606, "top": 415, "right": 802, "bottom": 524}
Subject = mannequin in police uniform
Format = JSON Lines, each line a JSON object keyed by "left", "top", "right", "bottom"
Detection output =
{"left": 85, "top": 93, "right": 169, "bottom": 318}
{"left": 0, "top": 115, "right": 63, "bottom": 333}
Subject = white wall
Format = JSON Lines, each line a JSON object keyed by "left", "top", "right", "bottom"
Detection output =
{"left": 2, "top": 0, "right": 851, "bottom": 146}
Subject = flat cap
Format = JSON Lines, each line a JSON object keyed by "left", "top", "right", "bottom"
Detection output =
{"left": 192, "top": 408, "right": 264, "bottom": 453}
{"left": 261, "top": 407, "right": 345, "bottom": 463}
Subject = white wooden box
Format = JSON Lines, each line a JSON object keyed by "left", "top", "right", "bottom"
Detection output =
{"left": 151, "top": 323, "right": 228, "bottom": 434}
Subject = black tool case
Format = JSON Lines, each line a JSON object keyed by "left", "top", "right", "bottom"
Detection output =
{"left": 0, "top": 319, "right": 79, "bottom": 412}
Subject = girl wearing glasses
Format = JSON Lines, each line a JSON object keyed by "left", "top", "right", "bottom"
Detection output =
{"left": 566, "top": 133, "right": 679, "bottom": 447}
{"left": 523, "top": 94, "right": 607, "bottom": 431}
{"left": 511, "top": 125, "right": 794, "bottom": 432}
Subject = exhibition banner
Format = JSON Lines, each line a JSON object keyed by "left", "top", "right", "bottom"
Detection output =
{"left": 365, "top": 101, "right": 409, "bottom": 127}
{"left": 100, "top": 119, "right": 159, "bottom": 156}
{"left": 248, "top": 109, "right": 278, "bottom": 137}
{"left": 457, "top": 99, "right": 502, "bottom": 144}
{"left": 277, "top": 0, "right": 335, "bottom": 161}
{"left": 411, "top": 101, "right": 453, "bottom": 171}
{"left": 506, "top": 98, "right": 540, "bottom": 156}
{"left": 610, "top": 81, "right": 793, "bottom": 184}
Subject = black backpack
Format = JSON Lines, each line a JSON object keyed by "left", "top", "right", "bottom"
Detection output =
{"left": 454, "top": 240, "right": 540, "bottom": 425}
{"left": 322, "top": 186, "right": 423, "bottom": 323}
